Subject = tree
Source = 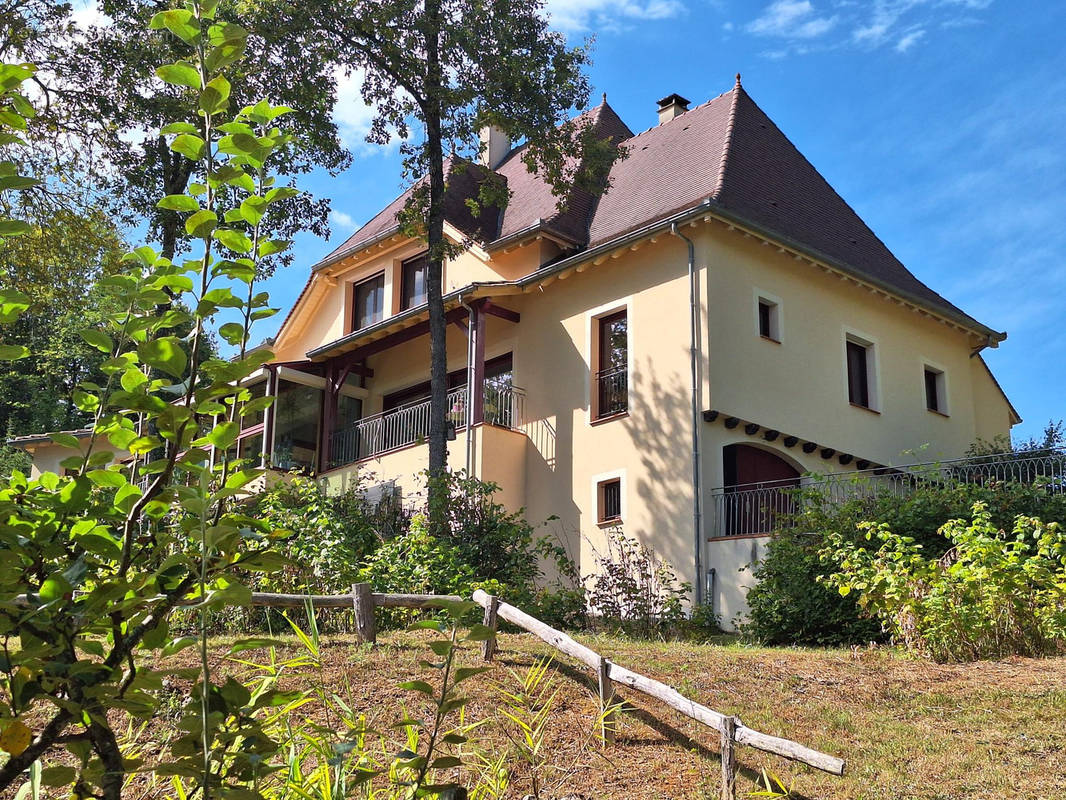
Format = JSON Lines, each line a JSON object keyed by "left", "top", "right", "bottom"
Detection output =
{"left": 283, "top": 0, "right": 623, "bottom": 527}
{"left": 0, "top": 5, "right": 302, "bottom": 795}
{"left": 3, "top": 0, "right": 350, "bottom": 267}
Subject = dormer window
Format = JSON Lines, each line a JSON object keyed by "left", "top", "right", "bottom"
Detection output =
{"left": 352, "top": 272, "right": 385, "bottom": 331}
{"left": 401, "top": 253, "right": 429, "bottom": 310}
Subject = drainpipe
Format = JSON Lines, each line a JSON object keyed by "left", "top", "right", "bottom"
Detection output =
{"left": 670, "top": 223, "right": 704, "bottom": 606}
{"left": 461, "top": 299, "right": 476, "bottom": 477}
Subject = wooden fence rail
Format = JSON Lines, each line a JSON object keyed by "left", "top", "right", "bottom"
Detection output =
{"left": 243, "top": 585, "right": 845, "bottom": 798}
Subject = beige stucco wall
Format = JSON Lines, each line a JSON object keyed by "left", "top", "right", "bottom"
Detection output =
{"left": 20, "top": 438, "right": 129, "bottom": 480}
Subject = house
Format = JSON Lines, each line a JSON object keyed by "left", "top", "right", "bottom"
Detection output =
{"left": 8, "top": 429, "right": 130, "bottom": 480}
{"left": 15, "top": 77, "right": 1019, "bottom": 624}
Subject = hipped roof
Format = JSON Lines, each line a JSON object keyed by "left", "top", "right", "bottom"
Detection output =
{"left": 311, "top": 77, "right": 1002, "bottom": 340}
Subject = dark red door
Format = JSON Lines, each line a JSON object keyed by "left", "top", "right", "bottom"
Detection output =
{"left": 723, "top": 445, "right": 800, "bottom": 535}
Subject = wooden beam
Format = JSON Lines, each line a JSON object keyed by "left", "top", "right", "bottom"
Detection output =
{"left": 724, "top": 417, "right": 740, "bottom": 429}
{"left": 471, "top": 302, "right": 486, "bottom": 424}
{"left": 838, "top": 453, "right": 854, "bottom": 466}
{"left": 703, "top": 410, "right": 719, "bottom": 423}
{"left": 482, "top": 300, "right": 521, "bottom": 323}
{"left": 783, "top": 436, "right": 799, "bottom": 448}
{"left": 802, "top": 441, "right": 818, "bottom": 454}
{"left": 763, "top": 429, "right": 780, "bottom": 442}
{"left": 856, "top": 459, "right": 871, "bottom": 470}
{"left": 744, "top": 423, "right": 760, "bottom": 435}
{"left": 820, "top": 447, "right": 836, "bottom": 459}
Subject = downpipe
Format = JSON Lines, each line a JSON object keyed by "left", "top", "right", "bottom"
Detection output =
{"left": 670, "top": 223, "right": 704, "bottom": 606}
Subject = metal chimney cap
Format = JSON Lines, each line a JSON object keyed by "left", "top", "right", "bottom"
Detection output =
{"left": 656, "top": 93, "right": 691, "bottom": 110}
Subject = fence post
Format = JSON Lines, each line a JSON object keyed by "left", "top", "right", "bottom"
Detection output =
{"left": 598, "top": 655, "right": 617, "bottom": 745}
{"left": 481, "top": 594, "right": 500, "bottom": 661}
{"left": 719, "top": 714, "right": 737, "bottom": 800}
{"left": 351, "top": 583, "right": 376, "bottom": 645}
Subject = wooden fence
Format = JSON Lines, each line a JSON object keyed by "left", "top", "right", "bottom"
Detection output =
{"left": 248, "top": 585, "right": 845, "bottom": 799}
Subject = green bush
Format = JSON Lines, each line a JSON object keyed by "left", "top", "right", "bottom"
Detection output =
{"left": 744, "top": 477, "right": 1066, "bottom": 646}
{"left": 822, "top": 503, "right": 1066, "bottom": 661}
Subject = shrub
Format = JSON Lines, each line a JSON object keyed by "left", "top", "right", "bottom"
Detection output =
{"left": 821, "top": 502, "right": 1066, "bottom": 661}
{"left": 744, "top": 476, "right": 1066, "bottom": 646}
{"left": 586, "top": 527, "right": 690, "bottom": 637}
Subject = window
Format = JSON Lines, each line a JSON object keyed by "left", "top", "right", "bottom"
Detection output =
{"left": 352, "top": 273, "right": 385, "bottom": 331}
{"left": 925, "top": 366, "right": 947, "bottom": 414}
{"left": 401, "top": 253, "right": 428, "bottom": 310}
{"left": 594, "top": 310, "right": 628, "bottom": 419}
{"left": 757, "top": 298, "right": 780, "bottom": 341}
{"left": 846, "top": 337, "right": 873, "bottom": 409}
{"left": 597, "top": 478, "right": 622, "bottom": 524}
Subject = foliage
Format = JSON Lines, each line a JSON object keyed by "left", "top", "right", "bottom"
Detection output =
{"left": 250, "top": 473, "right": 409, "bottom": 593}
{"left": 3, "top": 0, "right": 348, "bottom": 267}
{"left": 744, "top": 474, "right": 1066, "bottom": 646}
{"left": 585, "top": 527, "right": 690, "bottom": 637}
{"left": 0, "top": 3, "right": 311, "bottom": 796}
{"left": 821, "top": 502, "right": 1066, "bottom": 662}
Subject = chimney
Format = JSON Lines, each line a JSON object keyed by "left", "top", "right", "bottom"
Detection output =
{"left": 478, "top": 125, "right": 511, "bottom": 169}
{"left": 656, "top": 93, "right": 691, "bottom": 125}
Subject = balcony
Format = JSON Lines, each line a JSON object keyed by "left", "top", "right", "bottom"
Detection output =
{"left": 328, "top": 383, "right": 526, "bottom": 469}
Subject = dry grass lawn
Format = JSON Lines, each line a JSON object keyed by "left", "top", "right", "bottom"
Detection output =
{"left": 148, "top": 629, "right": 1066, "bottom": 800}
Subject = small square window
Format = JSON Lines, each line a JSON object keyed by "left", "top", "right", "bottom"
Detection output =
{"left": 925, "top": 367, "right": 947, "bottom": 414}
{"left": 597, "top": 478, "right": 622, "bottom": 524}
{"left": 757, "top": 299, "right": 780, "bottom": 341}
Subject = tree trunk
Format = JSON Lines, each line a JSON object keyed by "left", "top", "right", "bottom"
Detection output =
{"left": 424, "top": 0, "right": 449, "bottom": 534}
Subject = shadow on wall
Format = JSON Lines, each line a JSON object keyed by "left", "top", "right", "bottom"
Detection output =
{"left": 627, "top": 354, "right": 702, "bottom": 600}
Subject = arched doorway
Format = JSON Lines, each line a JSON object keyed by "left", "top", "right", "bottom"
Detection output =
{"left": 722, "top": 444, "right": 800, "bottom": 535}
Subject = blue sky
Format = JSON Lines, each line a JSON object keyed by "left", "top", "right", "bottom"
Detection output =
{"left": 259, "top": 0, "right": 1066, "bottom": 444}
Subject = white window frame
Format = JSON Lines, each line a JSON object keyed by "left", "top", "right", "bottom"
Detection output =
{"left": 843, "top": 327, "right": 881, "bottom": 412}
{"left": 591, "top": 468, "right": 626, "bottom": 526}
{"left": 753, "top": 288, "right": 783, "bottom": 343}
{"left": 921, "top": 358, "right": 949, "bottom": 416}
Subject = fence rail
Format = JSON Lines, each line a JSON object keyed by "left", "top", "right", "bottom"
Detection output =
{"left": 707, "top": 448, "right": 1066, "bottom": 538}
{"left": 243, "top": 586, "right": 847, "bottom": 797}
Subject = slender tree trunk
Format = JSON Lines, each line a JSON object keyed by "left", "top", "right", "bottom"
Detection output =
{"left": 424, "top": 0, "right": 449, "bottom": 533}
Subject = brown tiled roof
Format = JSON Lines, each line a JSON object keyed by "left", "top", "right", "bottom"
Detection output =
{"left": 316, "top": 80, "right": 997, "bottom": 334}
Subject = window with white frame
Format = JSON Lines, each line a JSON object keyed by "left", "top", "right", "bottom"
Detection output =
{"left": 755, "top": 294, "right": 781, "bottom": 342}
{"left": 845, "top": 333, "right": 877, "bottom": 410}
{"left": 924, "top": 365, "right": 947, "bottom": 415}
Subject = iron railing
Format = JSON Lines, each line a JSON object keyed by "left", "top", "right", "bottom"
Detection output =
{"left": 707, "top": 449, "right": 1066, "bottom": 538}
{"left": 329, "top": 384, "right": 526, "bottom": 469}
{"left": 594, "top": 366, "right": 627, "bottom": 419}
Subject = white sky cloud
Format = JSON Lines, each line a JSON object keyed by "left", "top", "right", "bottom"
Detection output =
{"left": 329, "top": 209, "right": 357, "bottom": 231}
{"left": 543, "top": 0, "right": 685, "bottom": 33}
{"left": 747, "top": 0, "right": 838, "bottom": 39}
{"left": 895, "top": 28, "right": 926, "bottom": 52}
{"left": 745, "top": 0, "right": 995, "bottom": 54}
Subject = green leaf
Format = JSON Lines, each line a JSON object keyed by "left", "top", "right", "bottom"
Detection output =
{"left": 257, "top": 239, "right": 290, "bottom": 258}
{"left": 218, "top": 322, "right": 246, "bottom": 345}
{"left": 40, "top": 765, "right": 77, "bottom": 787}
{"left": 170, "top": 133, "right": 206, "bottom": 161}
{"left": 185, "top": 209, "right": 217, "bottom": 238}
{"left": 0, "top": 289, "right": 30, "bottom": 323}
{"left": 398, "top": 680, "right": 436, "bottom": 695}
{"left": 149, "top": 9, "right": 201, "bottom": 43}
{"left": 0, "top": 220, "right": 32, "bottom": 237}
{"left": 452, "top": 666, "right": 492, "bottom": 684}
{"left": 206, "top": 421, "right": 239, "bottom": 449}
{"left": 138, "top": 337, "right": 187, "bottom": 378}
{"left": 0, "top": 344, "right": 28, "bottom": 360}
{"left": 155, "top": 62, "right": 201, "bottom": 89}
{"left": 199, "top": 75, "right": 231, "bottom": 115}
{"left": 86, "top": 469, "right": 127, "bottom": 488}
{"left": 157, "top": 194, "right": 200, "bottom": 212}
{"left": 430, "top": 756, "right": 463, "bottom": 770}
{"left": 49, "top": 432, "right": 83, "bottom": 449}
{"left": 215, "top": 228, "right": 252, "bottom": 254}
{"left": 79, "top": 329, "right": 113, "bottom": 353}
